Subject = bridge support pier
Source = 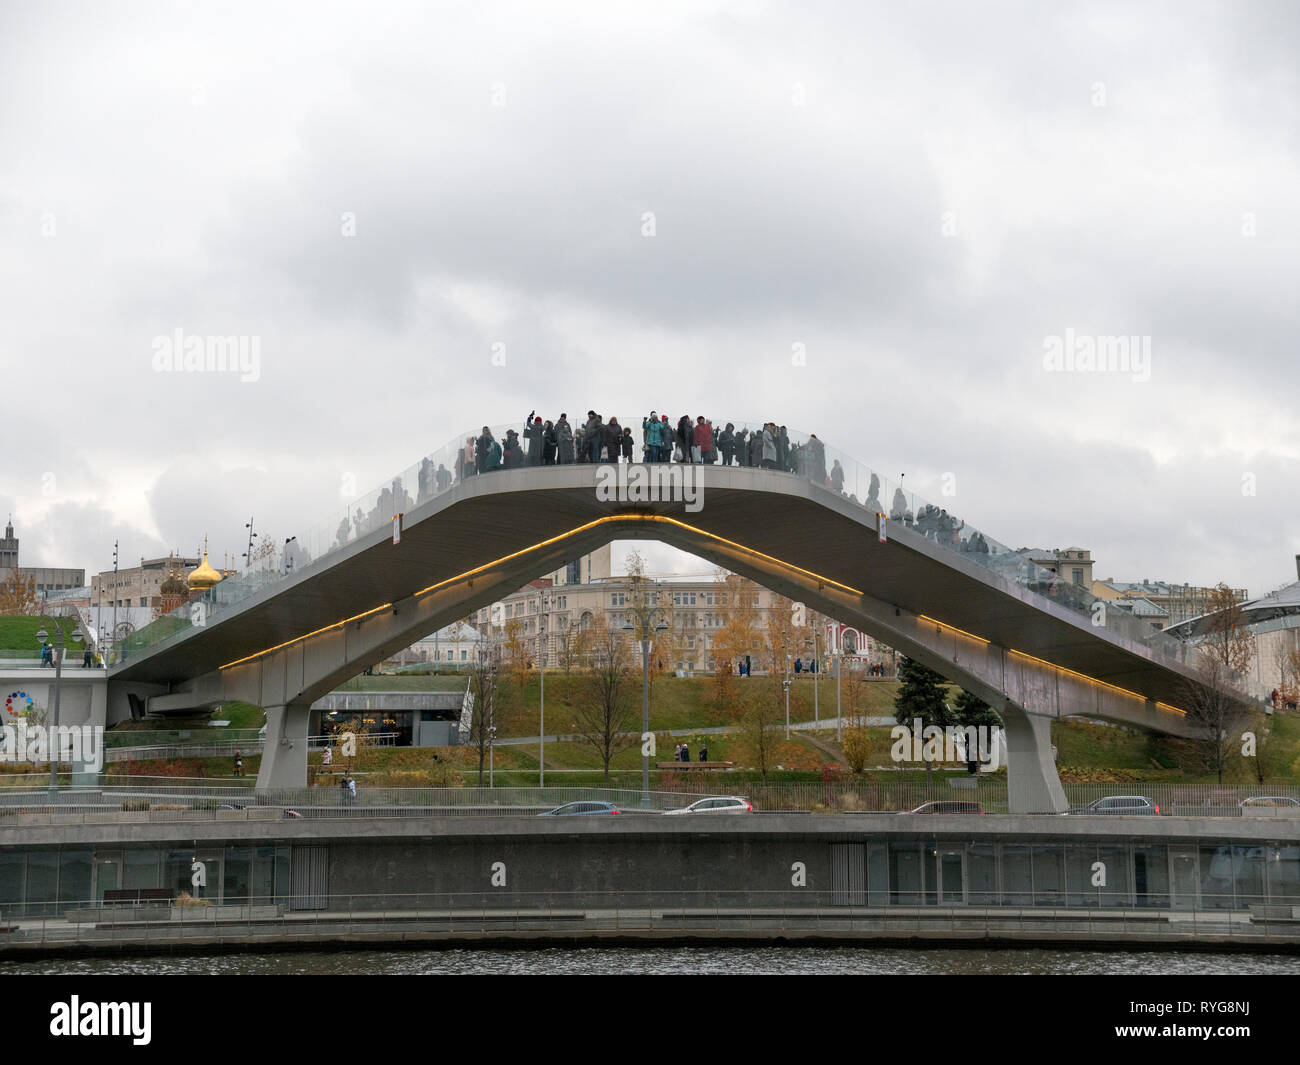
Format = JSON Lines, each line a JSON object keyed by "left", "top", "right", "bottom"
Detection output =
{"left": 1002, "top": 706, "right": 1067, "bottom": 814}
{"left": 256, "top": 702, "right": 310, "bottom": 790}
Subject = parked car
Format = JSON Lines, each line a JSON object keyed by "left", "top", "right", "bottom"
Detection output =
{"left": 904, "top": 800, "right": 984, "bottom": 815}
{"left": 1064, "top": 795, "right": 1160, "bottom": 815}
{"left": 1240, "top": 796, "right": 1300, "bottom": 808}
{"left": 664, "top": 796, "right": 753, "bottom": 815}
{"left": 537, "top": 801, "right": 621, "bottom": 817}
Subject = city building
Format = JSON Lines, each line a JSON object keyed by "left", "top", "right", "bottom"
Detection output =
{"left": 0, "top": 518, "right": 86, "bottom": 598}
{"left": 1092, "top": 577, "right": 1249, "bottom": 630}
{"left": 466, "top": 544, "right": 888, "bottom": 674}
{"left": 389, "top": 620, "right": 483, "bottom": 668}
{"left": 89, "top": 550, "right": 234, "bottom": 613}
{"left": 1164, "top": 556, "right": 1300, "bottom": 702}
{"left": 1025, "top": 547, "right": 1094, "bottom": 588}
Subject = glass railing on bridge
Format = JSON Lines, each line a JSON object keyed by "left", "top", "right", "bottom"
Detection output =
{"left": 115, "top": 414, "right": 1195, "bottom": 672}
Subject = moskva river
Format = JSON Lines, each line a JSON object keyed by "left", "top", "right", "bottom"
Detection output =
{"left": 5, "top": 946, "right": 1300, "bottom": 975}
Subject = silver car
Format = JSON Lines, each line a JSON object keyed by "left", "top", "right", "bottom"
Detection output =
{"left": 664, "top": 796, "right": 753, "bottom": 815}
{"left": 1064, "top": 795, "right": 1160, "bottom": 815}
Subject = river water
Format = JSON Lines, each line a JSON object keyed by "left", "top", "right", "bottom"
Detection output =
{"left": 4, "top": 946, "right": 1299, "bottom": 975}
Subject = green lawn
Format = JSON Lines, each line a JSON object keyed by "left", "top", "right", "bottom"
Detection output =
{"left": 0, "top": 615, "right": 75, "bottom": 653}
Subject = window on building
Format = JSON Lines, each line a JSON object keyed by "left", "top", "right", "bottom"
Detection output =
{"left": 1072, "top": 568, "right": 1083, "bottom": 586}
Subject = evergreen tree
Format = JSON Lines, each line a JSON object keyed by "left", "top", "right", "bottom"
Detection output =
{"left": 893, "top": 657, "right": 952, "bottom": 782}
{"left": 893, "top": 656, "right": 952, "bottom": 728}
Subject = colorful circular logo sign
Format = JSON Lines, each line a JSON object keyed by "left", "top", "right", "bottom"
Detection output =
{"left": 5, "top": 691, "right": 33, "bottom": 720}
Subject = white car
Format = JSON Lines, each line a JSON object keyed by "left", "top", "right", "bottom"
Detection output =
{"left": 664, "top": 796, "right": 753, "bottom": 815}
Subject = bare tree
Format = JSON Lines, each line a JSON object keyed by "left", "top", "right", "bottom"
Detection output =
{"left": 467, "top": 642, "right": 503, "bottom": 786}
{"left": 0, "top": 572, "right": 38, "bottom": 616}
{"left": 574, "top": 617, "right": 638, "bottom": 780}
{"left": 1200, "top": 582, "right": 1256, "bottom": 675}
{"left": 731, "top": 675, "right": 785, "bottom": 781}
{"left": 1180, "top": 651, "right": 1250, "bottom": 785}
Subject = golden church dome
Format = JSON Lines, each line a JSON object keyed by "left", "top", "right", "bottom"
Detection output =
{"left": 187, "top": 544, "right": 222, "bottom": 591}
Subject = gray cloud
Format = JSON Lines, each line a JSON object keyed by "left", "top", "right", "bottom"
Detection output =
{"left": 0, "top": 0, "right": 1296, "bottom": 602}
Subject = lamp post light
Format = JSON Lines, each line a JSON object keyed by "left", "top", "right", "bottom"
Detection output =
{"left": 622, "top": 577, "right": 668, "bottom": 807}
{"left": 811, "top": 626, "right": 820, "bottom": 732}
{"left": 108, "top": 540, "right": 118, "bottom": 667}
{"left": 35, "top": 613, "right": 83, "bottom": 795}
{"left": 538, "top": 590, "right": 549, "bottom": 788}
{"left": 835, "top": 646, "right": 843, "bottom": 743}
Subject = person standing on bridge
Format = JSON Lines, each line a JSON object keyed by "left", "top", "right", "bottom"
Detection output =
{"left": 556, "top": 415, "right": 574, "bottom": 464}
{"left": 621, "top": 425, "right": 634, "bottom": 462}
{"left": 603, "top": 417, "right": 623, "bottom": 463}
{"left": 643, "top": 411, "right": 661, "bottom": 462}
{"left": 435, "top": 463, "right": 451, "bottom": 493}
{"left": 525, "top": 412, "right": 545, "bottom": 465}
{"left": 717, "top": 423, "right": 735, "bottom": 466}
{"left": 475, "top": 428, "right": 493, "bottom": 474}
{"left": 694, "top": 417, "right": 713, "bottom": 464}
{"left": 675, "top": 415, "right": 694, "bottom": 463}
{"left": 501, "top": 429, "right": 521, "bottom": 468}
{"left": 543, "top": 420, "right": 557, "bottom": 465}
{"left": 583, "top": 411, "right": 603, "bottom": 463}
{"left": 831, "top": 459, "right": 844, "bottom": 494}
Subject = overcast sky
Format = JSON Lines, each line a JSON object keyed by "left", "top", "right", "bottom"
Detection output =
{"left": 1, "top": 0, "right": 1297, "bottom": 599}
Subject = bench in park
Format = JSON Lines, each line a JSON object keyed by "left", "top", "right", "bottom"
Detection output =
{"left": 656, "top": 761, "right": 735, "bottom": 770}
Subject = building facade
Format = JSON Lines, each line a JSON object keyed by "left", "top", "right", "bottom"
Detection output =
{"left": 466, "top": 545, "right": 888, "bottom": 674}
{"left": 0, "top": 519, "right": 86, "bottom": 598}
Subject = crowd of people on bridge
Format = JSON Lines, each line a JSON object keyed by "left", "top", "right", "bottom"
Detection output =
{"left": 325, "top": 408, "right": 1009, "bottom": 570}
{"left": 444, "top": 411, "right": 832, "bottom": 483}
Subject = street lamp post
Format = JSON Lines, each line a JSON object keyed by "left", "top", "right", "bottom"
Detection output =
{"left": 623, "top": 578, "right": 667, "bottom": 807}
{"left": 108, "top": 540, "right": 118, "bottom": 667}
{"left": 35, "top": 613, "right": 83, "bottom": 795}
{"left": 538, "top": 590, "right": 549, "bottom": 788}
{"left": 835, "top": 647, "right": 843, "bottom": 743}
{"left": 812, "top": 626, "right": 820, "bottom": 731}
{"left": 488, "top": 724, "right": 496, "bottom": 788}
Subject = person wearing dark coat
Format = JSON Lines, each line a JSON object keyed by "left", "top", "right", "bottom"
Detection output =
{"left": 808, "top": 434, "right": 827, "bottom": 485}
{"left": 543, "top": 420, "right": 557, "bottom": 465}
{"left": 680, "top": 743, "right": 690, "bottom": 763}
{"left": 734, "top": 427, "right": 748, "bottom": 467}
{"left": 475, "top": 426, "right": 493, "bottom": 474}
{"left": 621, "top": 427, "right": 634, "bottom": 462}
{"left": 712, "top": 423, "right": 733, "bottom": 465}
{"left": 556, "top": 415, "right": 575, "bottom": 464}
{"left": 676, "top": 415, "right": 694, "bottom": 463}
{"left": 524, "top": 413, "right": 545, "bottom": 465}
{"left": 748, "top": 429, "right": 763, "bottom": 468}
{"left": 503, "top": 429, "right": 524, "bottom": 468}
{"left": 583, "top": 411, "right": 603, "bottom": 463}
{"left": 603, "top": 417, "right": 623, "bottom": 462}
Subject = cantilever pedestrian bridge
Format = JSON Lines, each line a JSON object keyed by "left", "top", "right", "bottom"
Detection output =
{"left": 107, "top": 420, "right": 1238, "bottom": 812}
